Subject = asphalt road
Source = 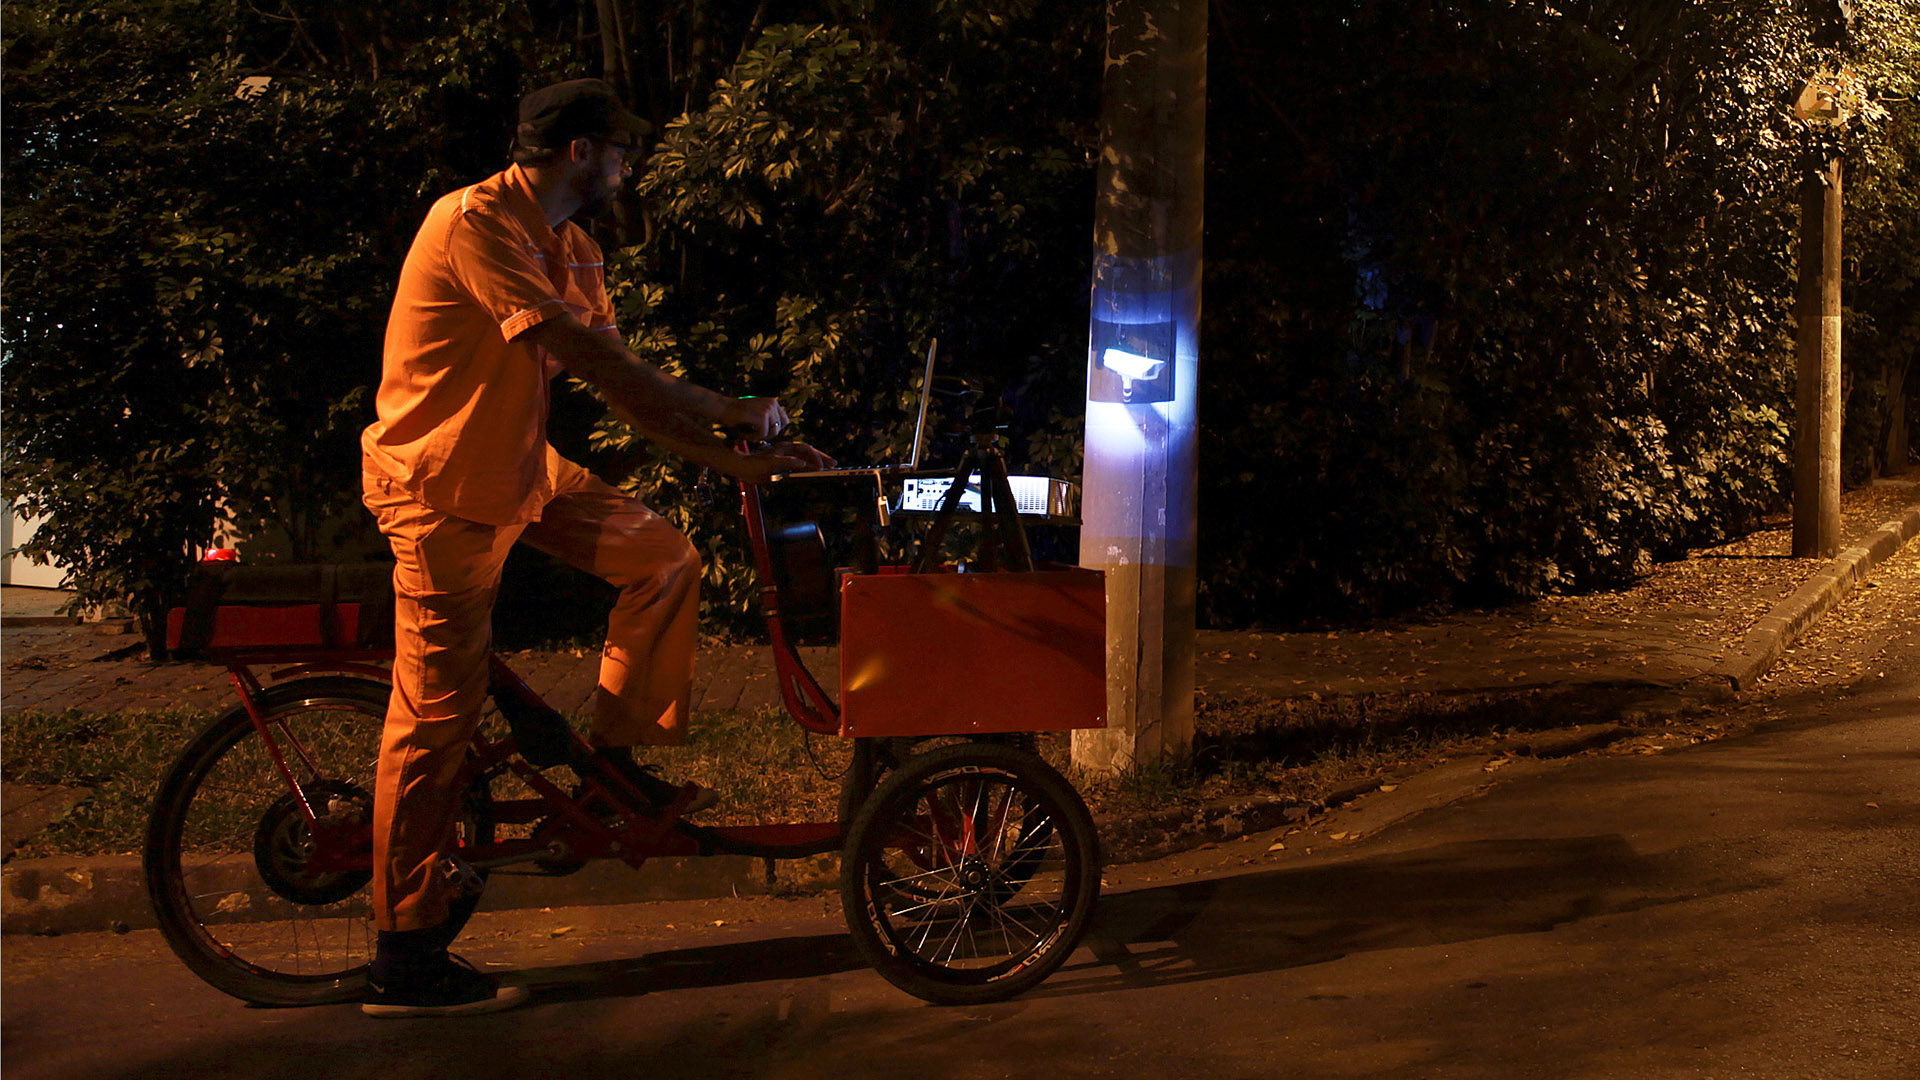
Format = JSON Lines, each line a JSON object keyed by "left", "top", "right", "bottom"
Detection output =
{"left": 5, "top": 562, "right": 1916, "bottom": 1079}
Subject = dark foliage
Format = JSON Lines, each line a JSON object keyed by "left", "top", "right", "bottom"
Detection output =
{"left": 1197, "top": 0, "right": 1919, "bottom": 624}
{"left": 4, "top": 0, "right": 1915, "bottom": 650}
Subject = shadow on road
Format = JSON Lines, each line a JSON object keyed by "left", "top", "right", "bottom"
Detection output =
{"left": 497, "top": 834, "right": 1740, "bottom": 1011}
{"left": 1041, "top": 833, "right": 1766, "bottom": 999}
{"left": 512, "top": 930, "right": 868, "bottom": 1002}
{"left": 65, "top": 833, "right": 1774, "bottom": 1080}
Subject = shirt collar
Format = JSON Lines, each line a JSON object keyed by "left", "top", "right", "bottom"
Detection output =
{"left": 499, "top": 164, "right": 563, "bottom": 248}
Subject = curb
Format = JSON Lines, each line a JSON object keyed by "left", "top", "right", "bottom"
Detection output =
{"left": 1719, "top": 501, "right": 1920, "bottom": 692}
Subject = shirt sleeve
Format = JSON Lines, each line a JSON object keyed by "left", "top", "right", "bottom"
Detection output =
{"left": 563, "top": 227, "right": 621, "bottom": 335}
{"left": 442, "top": 207, "right": 567, "bottom": 342}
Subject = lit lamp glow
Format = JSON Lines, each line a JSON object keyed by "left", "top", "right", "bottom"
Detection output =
{"left": 1100, "top": 349, "right": 1167, "bottom": 394}
{"left": 1089, "top": 317, "right": 1176, "bottom": 404}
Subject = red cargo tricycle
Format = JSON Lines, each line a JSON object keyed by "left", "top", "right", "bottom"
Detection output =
{"left": 142, "top": 433, "right": 1105, "bottom": 1007}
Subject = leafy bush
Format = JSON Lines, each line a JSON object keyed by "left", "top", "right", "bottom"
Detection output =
{"left": 2, "top": 0, "right": 544, "bottom": 648}
{"left": 591, "top": 14, "right": 1100, "bottom": 633}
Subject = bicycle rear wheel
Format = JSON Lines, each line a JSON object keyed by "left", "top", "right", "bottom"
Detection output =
{"left": 143, "top": 677, "right": 490, "bottom": 1006}
{"left": 839, "top": 742, "right": 1099, "bottom": 1005}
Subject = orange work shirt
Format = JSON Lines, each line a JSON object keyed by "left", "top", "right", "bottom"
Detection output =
{"left": 361, "top": 164, "right": 623, "bottom": 525}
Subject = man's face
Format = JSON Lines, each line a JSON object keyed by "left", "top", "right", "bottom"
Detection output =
{"left": 576, "top": 135, "right": 639, "bottom": 217}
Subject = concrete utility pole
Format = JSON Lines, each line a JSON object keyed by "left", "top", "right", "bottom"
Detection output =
{"left": 1793, "top": 150, "right": 1843, "bottom": 558}
{"left": 1073, "top": 0, "right": 1206, "bottom": 774}
{"left": 1791, "top": 2, "right": 1855, "bottom": 557}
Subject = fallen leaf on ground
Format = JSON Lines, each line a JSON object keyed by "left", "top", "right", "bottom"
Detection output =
{"left": 550, "top": 926, "right": 573, "bottom": 937}
{"left": 1267, "top": 841, "right": 1286, "bottom": 852}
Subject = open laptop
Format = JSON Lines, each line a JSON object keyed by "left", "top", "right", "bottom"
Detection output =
{"left": 776, "top": 339, "right": 1079, "bottom": 520}
{"left": 778, "top": 338, "right": 941, "bottom": 480}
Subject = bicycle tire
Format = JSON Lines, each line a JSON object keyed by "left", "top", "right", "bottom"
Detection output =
{"left": 143, "top": 676, "right": 490, "bottom": 1006}
{"left": 839, "top": 742, "right": 1099, "bottom": 1005}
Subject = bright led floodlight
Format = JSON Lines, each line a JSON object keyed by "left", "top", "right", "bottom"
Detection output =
{"left": 1088, "top": 318, "right": 1176, "bottom": 403}
{"left": 1100, "top": 348, "right": 1167, "bottom": 394}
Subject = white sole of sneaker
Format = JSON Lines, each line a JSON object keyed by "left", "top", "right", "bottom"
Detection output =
{"left": 361, "top": 985, "right": 531, "bottom": 1019}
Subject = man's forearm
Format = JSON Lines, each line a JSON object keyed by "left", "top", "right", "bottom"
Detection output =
{"left": 620, "top": 408, "right": 753, "bottom": 473}
{"left": 525, "top": 313, "right": 736, "bottom": 431}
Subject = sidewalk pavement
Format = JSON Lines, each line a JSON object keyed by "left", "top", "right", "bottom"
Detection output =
{"left": 4, "top": 478, "right": 1917, "bottom": 934}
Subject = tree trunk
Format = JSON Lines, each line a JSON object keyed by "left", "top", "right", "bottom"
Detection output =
{"left": 1886, "top": 356, "right": 1912, "bottom": 475}
{"left": 139, "top": 592, "right": 169, "bottom": 662}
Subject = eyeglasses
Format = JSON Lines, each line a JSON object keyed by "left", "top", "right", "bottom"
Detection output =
{"left": 592, "top": 136, "right": 643, "bottom": 166}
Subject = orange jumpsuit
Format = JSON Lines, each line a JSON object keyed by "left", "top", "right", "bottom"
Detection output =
{"left": 360, "top": 165, "right": 697, "bottom": 932}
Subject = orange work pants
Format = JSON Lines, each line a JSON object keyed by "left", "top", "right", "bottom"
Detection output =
{"left": 362, "top": 455, "right": 699, "bottom": 931}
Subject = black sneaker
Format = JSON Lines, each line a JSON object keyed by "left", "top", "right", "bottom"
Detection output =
{"left": 587, "top": 747, "right": 719, "bottom": 816}
{"left": 361, "top": 954, "right": 530, "bottom": 1018}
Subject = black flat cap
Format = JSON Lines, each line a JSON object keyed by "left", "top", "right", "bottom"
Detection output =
{"left": 515, "top": 78, "right": 651, "bottom": 149}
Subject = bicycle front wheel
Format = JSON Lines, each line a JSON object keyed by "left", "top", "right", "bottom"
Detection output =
{"left": 839, "top": 742, "right": 1099, "bottom": 1005}
{"left": 142, "top": 676, "right": 489, "bottom": 1006}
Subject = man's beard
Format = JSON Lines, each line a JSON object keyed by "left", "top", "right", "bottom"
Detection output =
{"left": 576, "top": 174, "right": 622, "bottom": 219}
{"left": 576, "top": 186, "right": 614, "bottom": 217}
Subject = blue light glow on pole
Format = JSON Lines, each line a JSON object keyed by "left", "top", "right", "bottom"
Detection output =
{"left": 1082, "top": 251, "right": 1199, "bottom": 573}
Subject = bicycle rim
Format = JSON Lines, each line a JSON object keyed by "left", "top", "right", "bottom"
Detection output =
{"left": 143, "top": 677, "right": 488, "bottom": 1006}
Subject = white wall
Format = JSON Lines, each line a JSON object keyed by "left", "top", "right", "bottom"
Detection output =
{"left": 3, "top": 505, "right": 69, "bottom": 588}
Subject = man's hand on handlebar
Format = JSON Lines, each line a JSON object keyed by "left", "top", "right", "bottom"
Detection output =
{"left": 720, "top": 396, "right": 790, "bottom": 441}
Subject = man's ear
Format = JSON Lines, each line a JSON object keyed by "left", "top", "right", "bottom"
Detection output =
{"left": 565, "top": 135, "right": 597, "bottom": 165}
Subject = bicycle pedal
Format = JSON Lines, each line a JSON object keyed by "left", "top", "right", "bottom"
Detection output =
{"left": 579, "top": 747, "right": 717, "bottom": 816}
{"left": 561, "top": 783, "right": 649, "bottom": 832}
{"left": 530, "top": 838, "right": 588, "bottom": 876}
{"left": 440, "top": 853, "right": 485, "bottom": 898}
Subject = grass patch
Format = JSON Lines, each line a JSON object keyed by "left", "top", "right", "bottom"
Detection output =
{"left": 2, "top": 706, "right": 220, "bottom": 858}
{"left": 0, "top": 703, "right": 862, "bottom": 858}
{"left": 642, "top": 706, "right": 853, "bottom": 827}
{"left": 5, "top": 686, "right": 1625, "bottom": 858}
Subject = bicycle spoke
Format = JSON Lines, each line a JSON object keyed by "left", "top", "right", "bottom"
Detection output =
{"left": 930, "top": 894, "right": 976, "bottom": 963}
{"left": 986, "top": 785, "right": 1017, "bottom": 863}
{"left": 886, "top": 888, "right": 969, "bottom": 921}
{"left": 877, "top": 861, "right": 965, "bottom": 890}
{"left": 998, "top": 812, "right": 1057, "bottom": 860}
{"left": 981, "top": 898, "right": 1031, "bottom": 954}
{"left": 984, "top": 897, "right": 1048, "bottom": 943}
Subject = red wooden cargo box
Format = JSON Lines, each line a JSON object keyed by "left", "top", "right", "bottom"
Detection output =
{"left": 837, "top": 567, "right": 1106, "bottom": 738}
